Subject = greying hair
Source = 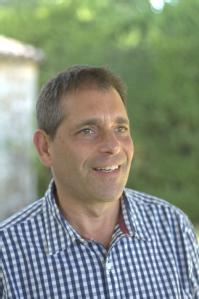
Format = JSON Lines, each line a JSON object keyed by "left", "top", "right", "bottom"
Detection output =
{"left": 36, "top": 65, "right": 127, "bottom": 138}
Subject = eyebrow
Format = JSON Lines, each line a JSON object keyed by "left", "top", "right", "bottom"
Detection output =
{"left": 75, "top": 117, "right": 130, "bottom": 129}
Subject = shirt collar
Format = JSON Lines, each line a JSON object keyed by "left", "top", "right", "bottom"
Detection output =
{"left": 123, "top": 189, "right": 152, "bottom": 242}
{"left": 43, "top": 181, "right": 83, "bottom": 255}
{"left": 43, "top": 181, "right": 151, "bottom": 255}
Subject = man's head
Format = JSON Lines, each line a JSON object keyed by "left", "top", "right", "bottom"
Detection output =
{"left": 36, "top": 65, "right": 127, "bottom": 139}
{"left": 34, "top": 65, "right": 134, "bottom": 206}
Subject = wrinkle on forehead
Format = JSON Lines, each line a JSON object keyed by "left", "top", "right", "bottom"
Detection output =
{"left": 74, "top": 116, "right": 129, "bottom": 129}
{"left": 60, "top": 87, "right": 128, "bottom": 125}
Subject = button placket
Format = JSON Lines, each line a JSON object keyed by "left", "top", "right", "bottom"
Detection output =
{"left": 105, "top": 258, "right": 112, "bottom": 272}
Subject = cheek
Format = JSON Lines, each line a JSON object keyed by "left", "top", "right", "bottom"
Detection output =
{"left": 57, "top": 145, "right": 89, "bottom": 171}
{"left": 123, "top": 136, "right": 134, "bottom": 157}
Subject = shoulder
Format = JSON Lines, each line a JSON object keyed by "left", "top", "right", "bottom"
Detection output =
{"left": 124, "top": 188, "right": 195, "bottom": 235}
{"left": 125, "top": 187, "right": 186, "bottom": 215}
{"left": 0, "top": 198, "right": 47, "bottom": 259}
{"left": 0, "top": 198, "right": 44, "bottom": 233}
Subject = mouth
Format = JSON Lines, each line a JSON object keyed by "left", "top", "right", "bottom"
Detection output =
{"left": 93, "top": 165, "right": 121, "bottom": 173}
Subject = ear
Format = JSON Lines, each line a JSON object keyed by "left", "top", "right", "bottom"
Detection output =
{"left": 33, "top": 129, "right": 53, "bottom": 167}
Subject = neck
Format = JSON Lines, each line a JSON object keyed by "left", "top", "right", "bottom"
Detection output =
{"left": 55, "top": 190, "right": 121, "bottom": 248}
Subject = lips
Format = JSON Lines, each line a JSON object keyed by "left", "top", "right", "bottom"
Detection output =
{"left": 93, "top": 165, "right": 120, "bottom": 173}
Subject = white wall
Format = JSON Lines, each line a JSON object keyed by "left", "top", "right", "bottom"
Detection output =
{"left": 0, "top": 59, "right": 38, "bottom": 220}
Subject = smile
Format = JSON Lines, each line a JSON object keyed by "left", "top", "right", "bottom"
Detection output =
{"left": 93, "top": 165, "right": 120, "bottom": 173}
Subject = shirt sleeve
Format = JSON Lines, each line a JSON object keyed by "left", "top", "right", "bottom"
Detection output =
{"left": 183, "top": 217, "right": 199, "bottom": 299}
{"left": 0, "top": 237, "right": 3, "bottom": 298}
{"left": 0, "top": 267, "right": 3, "bottom": 299}
{"left": 0, "top": 230, "right": 6, "bottom": 299}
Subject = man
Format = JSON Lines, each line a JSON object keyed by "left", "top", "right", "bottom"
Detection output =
{"left": 1, "top": 65, "right": 198, "bottom": 298}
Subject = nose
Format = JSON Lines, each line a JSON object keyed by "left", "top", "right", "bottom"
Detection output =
{"left": 99, "top": 131, "right": 121, "bottom": 155}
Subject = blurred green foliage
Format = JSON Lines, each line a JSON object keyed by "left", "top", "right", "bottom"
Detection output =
{"left": 0, "top": 0, "right": 198, "bottom": 223}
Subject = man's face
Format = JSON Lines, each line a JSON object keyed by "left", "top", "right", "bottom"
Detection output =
{"left": 48, "top": 87, "right": 134, "bottom": 205}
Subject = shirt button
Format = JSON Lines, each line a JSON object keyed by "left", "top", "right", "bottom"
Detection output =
{"left": 106, "top": 260, "right": 112, "bottom": 271}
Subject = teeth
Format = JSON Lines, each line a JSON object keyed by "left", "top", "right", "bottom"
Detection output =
{"left": 95, "top": 165, "right": 119, "bottom": 172}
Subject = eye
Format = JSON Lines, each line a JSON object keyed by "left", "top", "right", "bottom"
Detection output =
{"left": 115, "top": 126, "right": 129, "bottom": 133}
{"left": 80, "top": 128, "right": 95, "bottom": 135}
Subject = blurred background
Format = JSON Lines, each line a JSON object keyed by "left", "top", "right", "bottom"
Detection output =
{"left": 0, "top": 0, "right": 198, "bottom": 231}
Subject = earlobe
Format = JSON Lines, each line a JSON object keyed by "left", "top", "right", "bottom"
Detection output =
{"left": 33, "top": 129, "right": 52, "bottom": 167}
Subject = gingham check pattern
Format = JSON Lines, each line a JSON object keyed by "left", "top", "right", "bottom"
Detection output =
{"left": 1, "top": 182, "right": 199, "bottom": 298}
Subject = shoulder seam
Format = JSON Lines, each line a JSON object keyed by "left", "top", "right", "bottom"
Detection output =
{"left": 125, "top": 188, "right": 186, "bottom": 217}
{"left": 1, "top": 198, "right": 44, "bottom": 231}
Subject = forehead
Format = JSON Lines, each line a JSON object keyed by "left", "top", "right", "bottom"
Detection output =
{"left": 61, "top": 87, "right": 128, "bottom": 120}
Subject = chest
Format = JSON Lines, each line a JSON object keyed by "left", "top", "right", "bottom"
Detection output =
{"left": 3, "top": 237, "right": 190, "bottom": 299}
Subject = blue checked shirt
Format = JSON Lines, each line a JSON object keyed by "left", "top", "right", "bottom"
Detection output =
{"left": 1, "top": 181, "right": 199, "bottom": 299}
